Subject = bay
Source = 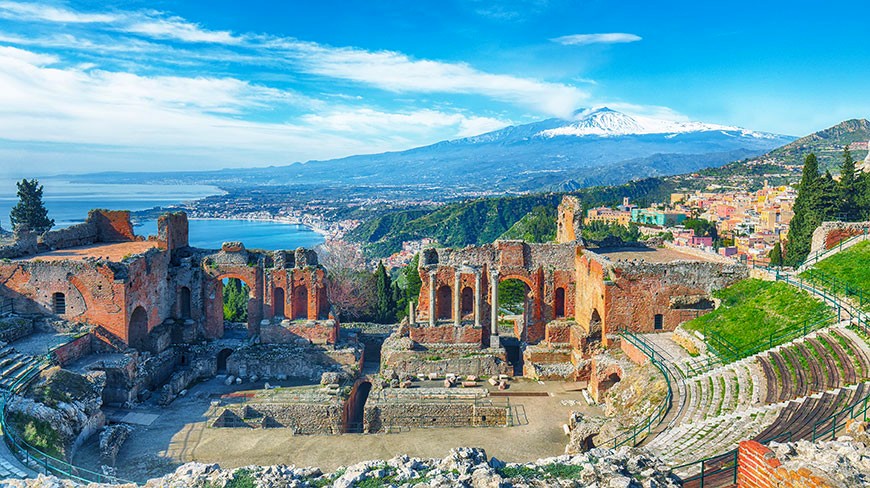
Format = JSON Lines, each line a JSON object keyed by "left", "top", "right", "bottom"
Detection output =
{"left": 0, "top": 179, "right": 324, "bottom": 250}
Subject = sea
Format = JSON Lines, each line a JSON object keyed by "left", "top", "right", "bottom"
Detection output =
{"left": 0, "top": 178, "right": 324, "bottom": 250}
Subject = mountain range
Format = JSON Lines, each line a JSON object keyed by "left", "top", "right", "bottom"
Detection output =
{"left": 75, "top": 108, "right": 794, "bottom": 193}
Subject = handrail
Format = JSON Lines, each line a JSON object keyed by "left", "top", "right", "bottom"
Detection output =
{"left": 811, "top": 388, "right": 870, "bottom": 441}
{"left": 800, "top": 267, "right": 867, "bottom": 311}
{"left": 777, "top": 272, "right": 869, "bottom": 335}
{"left": 796, "top": 229, "right": 869, "bottom": 271}
{"left": 0, "top": 358, "right": 137, "bottom": 485}
{"left": 596, "top": 330, "right": 673, "bottom": 449}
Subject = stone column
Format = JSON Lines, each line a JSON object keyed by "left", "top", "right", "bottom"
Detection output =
{"left": 453, "top": 271, "right": 462, "bottom": 326}
{"left": 428, "top": 272, "right": 436, "bottom": 327}
{"left": 490, "top": 270, "right": 500, "bottom": 336}
{"left": 474, "top": 272, "right": 482, "bottom": 328}
{"left": 409, "top": 300, "right": 416, "bottom": 326}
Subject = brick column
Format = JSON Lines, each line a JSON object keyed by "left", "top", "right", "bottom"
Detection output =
{"left": 428, "top": 272, "right": 436, "bottom": 327}
{"left": 474, "top": 272, "right": 481, "bottom": 328}
{"left": 490, "top": 270, "right": 499, "bottom": 336}
{"left": 454, "top": 271, "right": 462, "bottom": 326}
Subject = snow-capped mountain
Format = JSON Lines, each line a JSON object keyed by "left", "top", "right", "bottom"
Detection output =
{"left": 85, "top": 108, "right": 794, "bottom": 193}
{"left": 537, "top": 107, "right": 777, "bottom": 139}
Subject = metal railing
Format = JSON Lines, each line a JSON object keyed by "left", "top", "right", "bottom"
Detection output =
{"left": 777, "top": 271, "right": 869, "bottom": 335}
{"left": 671, "top": 432, "right": 793, "bottom": 488}
{"left": 701, "top": 313, "right": 834, "bottom": 365}
{"left": 0, "top": 358, "right": 137, "bottom": 485}
{"left": 800, "top": 267, "right": 868, "bottom": 311}
{"left": 796, "top": 228, "right": 869, "bottom": 271}
{"left": 597, "top": 331, "right": 673, "bottom": 449}
{"left": 811, "top": 389, "right": 870, "bottom": 441}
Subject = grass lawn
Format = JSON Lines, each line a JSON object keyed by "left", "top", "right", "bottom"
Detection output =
{"left": 683, "top": 279, "right": 833, "bottom": 354}
{"left": 801, "top": 240, "right": 870, "bottom": 311}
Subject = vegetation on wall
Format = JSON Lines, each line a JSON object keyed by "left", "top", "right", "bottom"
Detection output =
{"left": 222, "top": 278, "right": 249, "bottom": 322}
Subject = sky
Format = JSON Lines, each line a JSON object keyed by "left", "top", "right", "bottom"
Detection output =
{"left": 0, "top": 0, "right": 868, "bottom": 175}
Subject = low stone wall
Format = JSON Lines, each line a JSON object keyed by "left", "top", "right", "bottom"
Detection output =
{"left": 49, "top": 333, "right": 92, "bottom": 366}
{"left": 382, "top": 347, "right": 509, "bottom": 377}
{"left": 259, "top": 320, "right": 339, "bottom": 345}
{"left": 365, "top": 401, "right": 508, "bottom": 433}
{"left": 0, "top": 316, "right": 33, "bottom": 343}
{"left": 0, "top": 232, "right": 37, "bottom": 259}
{"left": 39, "top": 220, "right": 100, "bottom": 250}
{"left": 227, "top": 343, "right": 362, "bottom": 382}
{"left": 409, "top": 323, "right": 485, "bottom": 345}
{"left": 810, "top": 221, "right": 870, "bottom": 255}
{"left": 212, "top": 402, "right": 343, "bottom": 434}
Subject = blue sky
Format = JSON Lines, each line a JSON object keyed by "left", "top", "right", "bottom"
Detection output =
{"left": 0, "top": 0, "right": 868, "bottom": 174}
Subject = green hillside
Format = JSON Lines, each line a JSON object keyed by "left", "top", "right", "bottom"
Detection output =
{"left": 683, "top": 279, "right": 833, "bottom": 353}
{"left": 348, "top": 177, "right": 677, "bottom": 257}
{"left": 801, "top": 240, "right": 870, "bottom": 311}
{"left": 768, "top": 119, "right": 870, "bottom": 172}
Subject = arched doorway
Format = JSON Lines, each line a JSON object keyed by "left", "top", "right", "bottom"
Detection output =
{"left": 273, "top": 287, "right": 285, "bottom": 318}
{"left": 436, "top": 285, "right": 452, "bottom": 320}
{"left": 345, "top": 380, "right": 372, "bottom": 433}
{"left": 221, "top": 278, "right": 250, "bottom": 323}
{"left": 292, "top": 285, "right": 308, "bottom": 320}
{"left": 179, "top": 286, "right": 191, "bottom": 319}
{"left": 129, "top": 306, "right": 148, "bottom": 350}
{"left": 460, "top": 287, "right": 474, "bottom": 318}
{"left": 216, "top": 348, "right": 233, "bottom": 373}
{"left": 589, "top": 309, "right": 602, "bottom": 342}
{"left": 499, "top": 278, "right": 531, "bottom": 340}
{"left": 554, "top": 287, "right": 566, "bottom": 318}
{"left": 599, "top": 372, "right": 621, "bottom": 395}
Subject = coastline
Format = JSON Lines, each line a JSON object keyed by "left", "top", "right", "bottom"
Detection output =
{"left": 185, "top": 216, "right": 330, "bottom": 237}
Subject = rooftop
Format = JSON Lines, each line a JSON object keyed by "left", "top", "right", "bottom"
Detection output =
{"left": 15, "top": 241, "right": 159, "bottom": 262}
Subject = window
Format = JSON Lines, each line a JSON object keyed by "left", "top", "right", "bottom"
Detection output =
{"left": 654, "top": 314, "right": 664, "bottom": 330}
{"left": 52, "top": 292, "right": 66, "bottom": 315}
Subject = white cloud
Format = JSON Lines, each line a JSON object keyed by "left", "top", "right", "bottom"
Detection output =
{"left": 0, "top": 1, "right": 116, "bottom": 23}
{"left": 0, "top": 44, "right": 57, "bottom": 65}
{"left": 123, "top": 16, "right": 242, "bottom": 44}
{"left": 300, "top": 108, "right": 509, "bottom": 138}
{"left": 551, "top": 33, "right": 642, "bottom": 46}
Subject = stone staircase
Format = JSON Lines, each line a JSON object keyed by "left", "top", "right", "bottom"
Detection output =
{"left": 673, "top": 359, "right": 765, "bottom": 425}
{"left": 0, "top": 345, "right": 44, "bottom": 392}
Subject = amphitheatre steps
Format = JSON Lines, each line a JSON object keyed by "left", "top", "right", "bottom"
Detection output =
{"left": 0, "top": 344, "right": 44, "bottom": 392}
{"left": 673, "top": 359, "right": 765, "bottom": 426}
{"left": 757, "top": 328, "right": 870, "bottom": 403}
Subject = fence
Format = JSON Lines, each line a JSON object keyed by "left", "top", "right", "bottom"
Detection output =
{"left": 597, "top": 331, "right": 673, "bottom": 449}
{"left": 811, "top": 390, "right": 870, "bottom": 441}
{"left": 797, "top": 228, "right": 869, "bottom": 271}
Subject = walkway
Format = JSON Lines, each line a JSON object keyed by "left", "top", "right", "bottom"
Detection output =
{"left": 0, "top": 434, "right": 32, "bottom": 480}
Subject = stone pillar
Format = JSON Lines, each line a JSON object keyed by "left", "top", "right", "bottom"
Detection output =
{"left": 490, "top": 270, "right": 499, "bottom": 336}
{"left": 454, "top": 271, "right": 462, "bottom": 326}
{"left": 409, "top": 300, "right": 416, "bottom": 326}
{"left": 428, "top": 272, "right": 436, "bottom": 327}
{"left": 474, "top": 272, "right": 482, "bottom": 328}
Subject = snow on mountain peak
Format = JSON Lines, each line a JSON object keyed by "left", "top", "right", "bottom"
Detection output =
{"left": 537, "top": 108, "right": 764, "bottom": 138}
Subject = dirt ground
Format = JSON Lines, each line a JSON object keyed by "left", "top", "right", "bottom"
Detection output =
{"left": 74, "top": 377, "right": 603, "bottom": 482}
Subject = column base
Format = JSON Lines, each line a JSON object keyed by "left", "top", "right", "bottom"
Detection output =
{"left": 490, "top": 335, "right": 501, "bottom": 349}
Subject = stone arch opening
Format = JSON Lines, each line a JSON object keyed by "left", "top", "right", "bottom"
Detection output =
{"left": 273, "top": 287, "right": 285, "bottom": 318}
{"left": 52, "top": 292, "right": 66, "bottom": 315}
{"left": 554, "top": 287, "right": 566, "bottom": 318}
{"left": 499, "top": 278, "right": 531, "bottom": 339}
{"left": 221, "top": 277, "right": 252, "bottom": 323}
{"left": 460, "top": 286, "right": 474, "bottom": 318}
{"left": 436, "top": 285, "right": 452, "bottom": 320}
{"left": 292, "top": 285, "right": 308, "bottom": 320}
{"left": 654, "top": 313, "right": 664, "bottom": 330}
{"left": 216, "top": 348, "right": 233, "bottom": 373}
{"left": 179, "top": 286, "right": 191, "bottom": 319}
{"left": 599, "top": 372, "right": 621, "bottom": 396}
{"left": 129, "top": 306, "right": 148, "bottom": 350}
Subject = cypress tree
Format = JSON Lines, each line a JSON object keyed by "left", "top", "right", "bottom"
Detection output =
{"left": 839, "top": 147, "right": 859, "bottom": 221}
{"left": 785, "top": 154, "right": 822, "bottom": 266}
{"left": 10, "top": 179, "right": 54, "bottom": 234}
{"left": 373, "top": 261, "right": 395, "bottom": 323}
{"left": 768, "top": 241, "right": 783, "bottom": 267}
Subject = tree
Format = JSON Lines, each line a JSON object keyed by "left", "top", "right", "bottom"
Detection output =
{"left": 372, "top": 261, "right": 396, "bottom": 323}
{"left": 768, "top": 241, "right": 783, "bottom": 267}
{"left": 785, "top": 153, "right": 829, "bottom": 266}
{"left": 10, "top": 179, "right": 54, "bottom": 234}
{"left": 222, "top": 278, "right": 249, "bottom": 322}
{"left": 838, "top": 147, "right": 860, "bottom": 221}
{"left": 319, "top": 240, "right": 375, "bottom": 321}
{"left": 395, "top": 253, "right": 422, "bottom": 321}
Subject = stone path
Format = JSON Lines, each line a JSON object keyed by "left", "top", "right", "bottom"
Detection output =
{"left": 0, "top": 435, "right": 31, "bottom": 480}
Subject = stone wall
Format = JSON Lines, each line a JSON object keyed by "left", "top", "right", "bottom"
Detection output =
{"left": 738, "top": 440, "right": 828, "bottom": 488}
{"left": 213, "top": 402, "right": 343, "bottom": 434}
{"left": 556, "top": 195, "right": 582, "bottom": 244}
{"left": 365, "top": 401, "right": 508, "bottom": 433}
{"left": 260, "top": 319, "right": 339, "bottom": 345}
{"left": 0, "top": 316, "right": 33, "bottom": 343}
{"left": 50, "top": 333, "right": 93, "bottom": 366}
{"left": 810, "top": 221, "right": 870, "bottom": 255}
{"left": 381, "top": 334, "right": 509, "bottom": 376}
{"left": 226, "top": 343, "right": 362, "bottom": 382}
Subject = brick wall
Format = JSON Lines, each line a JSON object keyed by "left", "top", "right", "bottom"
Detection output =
{"left": 619, "top": 337, "right": 650, "bottom": 365}
{"left": 737, "top": 441, "right": 832, "bottom": 488}
{"left": 50, "top": 333, "right": 93, "bottom": 366}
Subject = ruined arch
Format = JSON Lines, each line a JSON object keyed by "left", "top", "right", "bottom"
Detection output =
{"left": 179, "top": 286, "right": 191, "bottom": 319}
{"left": 292, "top": 285, "right": 308, "bottom": 320}
{"left": 436, "top": 285, "right": 452, "bottom": 320}
{"left": 344, "top": 380, "right": 372, "bottom": 433}
{"left": 499, "top": 277, "right": 533, "bottom": 340}
{"left": 273, "top": 286, "right": 285, "bottom": 318}
{"left": 460, "top": 286, "right": 474, "bottom": 317}
{"left": 554, "top": 287, "right": 566, "bottom": 318}
{"left": 216, "top": 348, "right": 233, "bottom": 373}
{"left": 129, "top": 306, "right": 148, "bottom": 350}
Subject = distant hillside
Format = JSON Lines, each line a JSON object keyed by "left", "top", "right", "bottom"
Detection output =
{"left": 767, "top": 119, "right": 870, "bottom": 171}
{"left": 73, "top": 108, "right": 791, "bottom": 194}
{"left": 349, "top": 178, "right": 677, "bottom": 257}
